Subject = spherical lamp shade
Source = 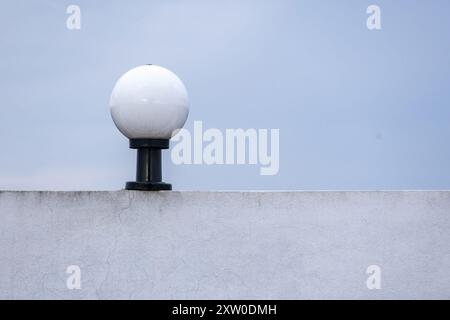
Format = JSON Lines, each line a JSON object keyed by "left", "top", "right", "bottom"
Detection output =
{"left": 110, "top": 65, "right": 189, "bottom": 139}
{"left": 109, "top": 65, "right": 189, "bottom": 191}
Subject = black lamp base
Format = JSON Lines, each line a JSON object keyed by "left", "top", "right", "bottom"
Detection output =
{"left": 125, "top": 181, "right": 172, "bottom": 191}
{"left": 125, "top": 138, "right": 171, "bottom": 191}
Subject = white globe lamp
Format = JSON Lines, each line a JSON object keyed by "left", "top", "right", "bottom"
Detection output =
{"left": 109, "top": 65, "right": 189, "bottom": 190}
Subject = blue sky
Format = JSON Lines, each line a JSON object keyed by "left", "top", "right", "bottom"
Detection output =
{"left": 0, "top": 0, "right": 449, "bottom": 190}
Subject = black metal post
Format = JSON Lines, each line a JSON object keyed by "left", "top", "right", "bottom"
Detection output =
{"left": 136, "top": 148, "right": 162, "bottom": 182}
{"left": 125, "top": 139, "right": 172, "bottom": 191}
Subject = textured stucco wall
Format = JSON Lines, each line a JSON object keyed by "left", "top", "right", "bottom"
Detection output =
{"left": 0, "top": 190, "right": 449, "bottom": 299}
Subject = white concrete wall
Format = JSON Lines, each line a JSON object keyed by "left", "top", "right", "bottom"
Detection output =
{"left": 0, "top": 191, "right": 449, "bottom": 299}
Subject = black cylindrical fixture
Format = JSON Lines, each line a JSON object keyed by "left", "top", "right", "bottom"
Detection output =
{"left": 125, "top": 139, "right": 171, "bottom": 191}
{"left": 136, "top": 148, "right": 162, "bottom": 182}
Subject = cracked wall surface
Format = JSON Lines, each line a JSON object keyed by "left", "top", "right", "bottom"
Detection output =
{"left": 0, "top": 191, "right": 449, "bottom": 299}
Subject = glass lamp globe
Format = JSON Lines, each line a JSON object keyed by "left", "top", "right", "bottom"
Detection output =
{"left": 110, "top": 64, "right": 189, "bottom": 139}
{"left": 109, "top": 65, "right": 190, "bottom": 191}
